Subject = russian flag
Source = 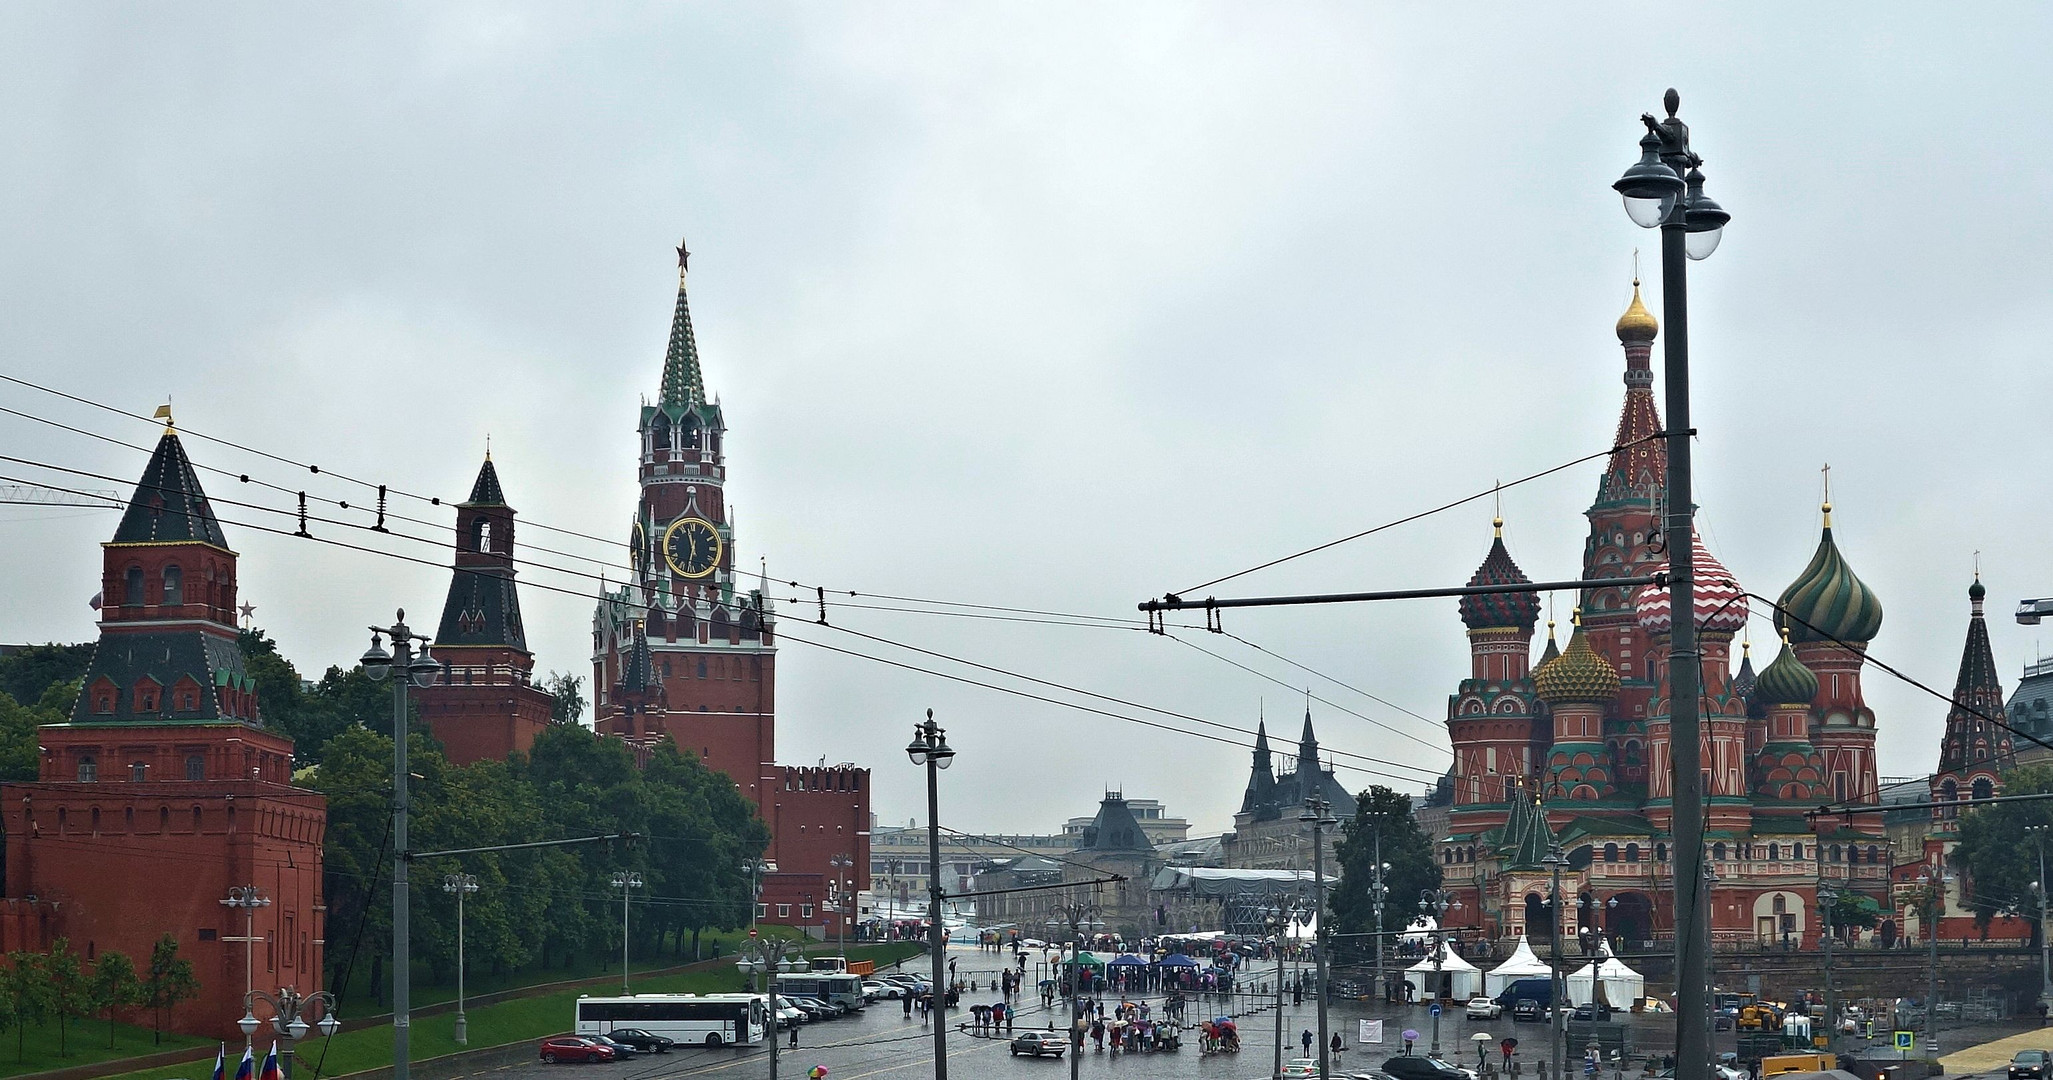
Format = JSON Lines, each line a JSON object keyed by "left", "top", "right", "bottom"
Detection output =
{"left": 233, "top": 1045, "right": 254, "bottom": 1080}
{"left": 258, "top": 1046, "right": 282, "bottom": 1080}
{"left": 210, "top": 1045, "right": 225, "bottom": 1080}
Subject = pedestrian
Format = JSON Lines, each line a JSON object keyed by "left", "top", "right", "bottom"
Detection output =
{"left": 789, "top": 1021, "right": 800, "bottom": 1048}
{"left": 1330, "top": 1033, "right": 1343, "bottom": 1057}
{"left": 1301, "top": 1029, "right": 1313, "bottom": 1055}
{"left": 903, "top": 992, "right": 913, "bottom": 1016}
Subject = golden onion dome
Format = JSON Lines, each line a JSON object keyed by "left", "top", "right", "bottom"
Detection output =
{"left": 1533, "top": 612, "right": 1621, "bottom": 705}
{"left": 1616, "top": 281, "right": 1658, "bottom": 344}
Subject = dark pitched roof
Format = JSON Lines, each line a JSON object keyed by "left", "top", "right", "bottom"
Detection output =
{"left": 466, "top": 458, "right": 507, "bottom": 506}
{"left": 112, "top": 431, "right": 228, "bottom": 548}
{"left": 621, "top": 621, "right": 655, "bottom": 693}
{"left": 70, "top": 630, "right": 252, "bottom": 724}
{"left": 1077, "top": 793, "right": 1155, "bottom": 853}
{"left": 1239, "top": 721, "right": 1276, "bottom": 818}
{"left": 661, "top": 263, "right": 705, "bottom": 408}
{"left": 1939, "top": 578, "right": 2011, "bottom": 773}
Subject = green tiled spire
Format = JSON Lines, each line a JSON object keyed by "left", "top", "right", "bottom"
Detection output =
{"left": 661, "top": 240, "right": 704, "bottom": 408}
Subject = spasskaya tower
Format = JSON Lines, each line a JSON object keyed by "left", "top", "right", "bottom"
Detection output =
{"left": 592, "top": 241, "right": 777, "bottom": 807}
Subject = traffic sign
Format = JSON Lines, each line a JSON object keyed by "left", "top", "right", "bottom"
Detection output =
{"left": 1429, "top": 1003, "right": 1441, "bottom": 1018}
{"left": 1893, "top": 1030, "right": 1914, "bottom": 1051}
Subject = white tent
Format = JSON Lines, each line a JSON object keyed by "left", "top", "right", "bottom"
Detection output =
{"left": 1484, "top": 935, "right": 1553, "bottom": 995}
{"left": 1404, "top": 942, "right": 1481, "bottom": 1002}
{"left": 1398, "top": 915, "right": 1439, "bottom": 947}
{"left": 1564, "top": 941, "right": 1645, "bottom": 1007}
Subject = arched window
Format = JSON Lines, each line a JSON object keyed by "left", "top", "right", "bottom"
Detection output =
{"left": 1771, "top": 894, "right": 1787, "bottom": 915}
{"left": 125, "top": 566, "right": 145, "bottom": 606}
{"left": 1655, "top": 843, "right": 1667, "bottom": 862}
{"left": 682, "top": 419, "right": 701, "bottom": 449}
{"left": 1712, "top": 842, "right": 1726, "bottom": 861}
{"left": 1625, "top": 843, "right": 1640, "bottom": 863}
{"left": 1767, "top": 843, "right": 1779, "bottom": 861}
{"left": 1831, "top": 844, "right": 1842, "bottom": 863}
{"left": 76, "top": 755, "right": 96, "bottom": 782}
{"left": 1972, "top": 776, "right": 1995, "bottom": 801}
{"left": 473, "top": 518, "right": 493, "bottom": 553}
{"left": 162, "top": 565, "right": 183, "bottom": 606}
{"left": 1604, "top": 843, "right": 1619, "bottom": 863}
{"left": 1869, "top": 845, "right": 1882, "bottom": 864}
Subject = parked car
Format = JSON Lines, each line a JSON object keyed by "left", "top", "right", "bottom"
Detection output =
{"left": 861, "top": 981, "right": 893, "bottom": 1000}
{"left": 539, "top": 1037, "right": 615, "bottom": 1064}
{"left": 603, "top": 1029, "right": 674, "bottom": 1054}
{"left": 1510, "top": 999, "right": 1544, "bottom": 1022}
{"left": 1009, "top": 1031, "right": 1068, "bottom": 1058}
{"left": 1283, "top": 1059, "right": 1319, "bottom": 1078}
{"left": 784, "top": 997, "right": 835, "bottom": 1020}
{"left": 1379, "top": 1056, "right": 1472, "bottom": 1080}
{"left": 774, "top": 1002, "right": 806, "bottom": 1028}
{"left": 1572, "top": 1002, "right": 1612, "bottom": 1022}
{"left": 588, "top": 1036, "right": 641, "bottom": 1058}
{"left": 790, "top": 995, "right": 847, "bottom": 1017}
{"left": 2012, "top": 1050, "right": 2053, "bottom": 1080}
{"left": 1464, "top": 996, "right": 1502, "bottom": 1020}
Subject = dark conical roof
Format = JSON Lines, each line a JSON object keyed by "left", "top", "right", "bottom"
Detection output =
{"left": 1500, "top": 783, "right": 1554, "bottom": 870}
{"left": 1939, "top": 576, "right": 2010, "bottom": 773}
{"left": 1240, "top": 721, "right": 1277, "bottom": 818}
{"left": 466, "top": 457, "right": 507, "bottom": 506}
{"left": 1297, "top": 710, "right": 1320, "bottom": 770}
{"left": 661, "top": 243, "right": 705, "bottom": 408}
{"left": 113, "top": 429, "right": 229, "bottom": 548}
{"left": 1078, "top": 792, "right": 1154, "bottom": 853}
{"left": 622, "top": 621, "right": 655, "bottom": 694}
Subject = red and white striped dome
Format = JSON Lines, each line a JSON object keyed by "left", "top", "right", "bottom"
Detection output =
{"left": 1634, "top": 533, "right": 1748, "bottom": 635}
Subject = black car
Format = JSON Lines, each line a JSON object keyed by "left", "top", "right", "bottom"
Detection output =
{"left": 1572, "top": 1002, "right": 1612, "bottom": 1021}
{"left": 1379, "top": 1056, "right": 1469, "bottom": 1080}
{"left": 1510, "top": 999, "right": 1543, "bottom": 1022}
{"left": 2012, "top": 1049, "right": 2052, "bottom": 1079}
{"left": 588, "top": 1036, "right": 641, "bottom": 1058}
{"left": 604, "top": 1029, "right": 675, "bottom": 1054}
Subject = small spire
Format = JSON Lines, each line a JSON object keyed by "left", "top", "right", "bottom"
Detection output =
{"left": 485, "top": 433, "right": 492, "bottom": 462}
{"left": 152, "top": 402, "right": 174, "bottom": 434}
{"left": 1821, "top": 463, "right": 1833, "bottom": 527}
{"left": 1493, "top": 482, "right": 1503, "bottom": 536}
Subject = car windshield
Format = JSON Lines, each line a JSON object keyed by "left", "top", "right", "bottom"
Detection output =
{"left": 2020, "top": 1051, "right": 2050, "bottom": 1063}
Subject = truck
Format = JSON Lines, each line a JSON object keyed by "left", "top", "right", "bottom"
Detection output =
{"left": 1759, "top": 1052, "right": 1834, "bottom": 1075}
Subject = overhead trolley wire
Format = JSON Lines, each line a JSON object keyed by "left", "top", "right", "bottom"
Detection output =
{"left": 1163, "top": 631, "right": 1449, "bottom": 757}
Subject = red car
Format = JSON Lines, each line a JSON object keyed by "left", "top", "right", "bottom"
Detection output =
{"left": 540, "top": 1037, "right": 616, "bottom": 1064}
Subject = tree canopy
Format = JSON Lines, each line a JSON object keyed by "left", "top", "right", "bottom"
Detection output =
{"left": 1329, "top": 785, "right": 1440, "bottom": 954}
{"left": 1955, "top": 764, "right": 2053, "bottom": 940}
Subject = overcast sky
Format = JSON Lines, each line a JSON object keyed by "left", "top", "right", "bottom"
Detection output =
{"left": 2, "top": 5, "right": 2050, "bottom": 837}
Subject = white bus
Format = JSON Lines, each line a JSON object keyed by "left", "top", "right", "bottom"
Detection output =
{"left": 574, "top": 994, "right": 767, "bottom": 1047}
{"left": 775, "top": 972, "right": 866, "bottom": 1010}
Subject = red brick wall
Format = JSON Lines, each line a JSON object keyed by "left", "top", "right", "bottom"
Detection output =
{"left": 758, "top": 767, "right": 869, "bottom": 932}
{"left": 416, "top": 675, "right": 554, "bottom": 767}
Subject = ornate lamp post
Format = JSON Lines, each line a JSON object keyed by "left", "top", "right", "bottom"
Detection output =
{"left": 738, "top": 933, "right": 805, "bottom": 1080}
{"left": 443, "top": 874, "right": 479, "bottom": 1044}
{"left": 221, "top": 885, "right": 270, "bottom": 1037}
{"left": 1610, "top": 89, "right": 1730, "bottom": 1080}
{"left": 829, "top": 854, "right": 855, "bottom": 956}
{"left": 238, "top": 988, "right": 340, "bottom": 1080}
{"left": 1917, "top": 864, "right": 1951, "bottom": 1059}
{"left": 1540, "top": 845, "right": 1567, "bottom": 1080}
{"left": 361, "top": 611, "right": 444, "bottom": 1080}
{"left": 1816, "top": 879, "right": 1838, "bottom": 1053}
{"left": 1418, "top": 888, "right": 1462, "bottom": 1058}
{"left": 612, "top": 871, "right": 644, "bottom": 993}
{"left": 1368, "top": 832, "right": 1390, "bottom": 1004}
{"left": 1046, "top": 897, "right": 1102, "bottom": 1080}
{"left": 906, "top": 710, "right": 956, "bottom": 1080}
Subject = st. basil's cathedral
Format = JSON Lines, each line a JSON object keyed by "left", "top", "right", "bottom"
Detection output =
{"left": 1431, "top": 282, "right": 1931, "bottom": 950}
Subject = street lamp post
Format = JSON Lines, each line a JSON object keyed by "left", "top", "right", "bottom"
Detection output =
{"left": 1046, "top": 898, "right": 1101, "bottom": 1080}
{"left": 1817, "top": 879, "right": 1838, "bottom": 1055}
{"left": 360, "top": 611, "right": 444, "bottom": 1080}
{"left": 221, "top": 885, "right": 271, "bottom": 1043}
{"left": 906, "top": 710, "right": 956, "bottom": 1080}
{"left": 612, "top": 871, "right": 644, "bottom": 993}
{"left": 829, "top": 854, "right": 854, "bottom": 958}
{"left": 738, "top": 933, "right": 805, "bottom": 1080}
{"left": 2029, "top": 825, "right": 2053, "bottom": 1007}
{"left": 238, "top": 988, "right": 340, "bottom": 1080}
{"left": 1611, "top": 88, "right": 1730, "bottom": 1080}
{"left": 1301, "top": 795, "right": 1338, "bottom": 1080}
{"left": 443, "top": 875, "right": 479, "bottom": 1045}
{"left": 1419, "top": 889, "right": 1461, "bottom": 1059}
{"left": 1919, "top": 865, "right": 1950, "bottom": 1058}
{"left": 1540, "top": 845, "right": 1567, "bottom": 1080}
{"left": 1370, "top": 831, "right": 1389, "bottom": 1005}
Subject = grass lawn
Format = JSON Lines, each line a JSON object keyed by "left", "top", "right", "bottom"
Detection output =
{"left": 95, "top": 942, "right": 922, "bottom": 1080}
{"left": 0, "top": 1017, "right": 209, "bottom": 1080}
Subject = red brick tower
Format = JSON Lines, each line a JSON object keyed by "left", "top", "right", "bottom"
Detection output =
{"left": 2, "top": 420, "right": 325, "bottom": 1037}
{"left": 592, "top": 243, "right": 777, "bottom": 805}
{"left": 1928, "top": 576, "right": 2010, "bottom": 838}
{"left": 1446, "top": 518, "right": 1542, "bottom": 836}
{"left": 417, "top": 456, "right": 555, "bottom": 765}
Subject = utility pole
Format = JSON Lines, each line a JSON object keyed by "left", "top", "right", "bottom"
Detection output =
{"left": 1302, "top": 795, "right": 1338, "bottom": 1080}
{"left": 2029, "top": 825, "right": 2053, "bottom": 1008}
{"left": 360, "top": 614, "right": 442, "bottom": 1080}
{"left": 906, "top": 711, "right": 956, "bottom": 1080}
{"left": 1541, "top": 846, "right": 1566, "bottom": 1080}
{"left": 612, "top": 872, "right": 644, "bottom": 993}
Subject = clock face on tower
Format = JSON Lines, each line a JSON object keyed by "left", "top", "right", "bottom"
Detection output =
{"left": 662, "top": 517, "right": 723, "bottom": 579}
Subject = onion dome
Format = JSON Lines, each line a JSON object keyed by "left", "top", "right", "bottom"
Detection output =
{"left": 1616, "top": 281, "right": 1658, "bottom": 344}
{"left": 1774, "top": 502, "right": 1884, "bottom": 645}
{"left": 1970, "top": 575, "right": 1987, "bottom": 604}
{"left": 1534, "top": 612, "right": 1621, "bottom": 705}
{"left": 1633, "top": 532, "right": 1748, "bottom": 635}
{"left": 1753, "top": 631, "right": 1819, "bottom": 707}
{"left": 1458, "top": 518, "right": 1541, "bottom": 633}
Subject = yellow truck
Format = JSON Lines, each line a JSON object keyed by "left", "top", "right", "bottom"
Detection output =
{"left": 1759, "top": 1051, "right": 1835, "bottom": 1075}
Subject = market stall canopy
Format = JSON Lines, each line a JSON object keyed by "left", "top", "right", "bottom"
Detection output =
{"left": 1157, "top": 953, "right": 1201, "bottom": 968}
{"left": 1563, "top": 941, "right": 1644, "bottom": 1007}
{"left": 1403, "top": 942, "right": 1481, "bottom": 1002}
{"left": 1107, "top": 954, "right": 1149, "bottom": 967}
{"left": 1483, "top": 935, "right": 1552, "bottom": 995}
{"left": 1071, "top": 951, "right": 1107, "bottom": 968}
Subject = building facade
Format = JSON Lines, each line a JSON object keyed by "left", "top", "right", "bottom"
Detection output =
{"left": 416, "top": 457, "right": 556, "bottom": 766}
{"left": 1433, "top": 283, "right": 1891, "bottom": 951}
{"left": 589, "top": 245, "right": 869, "bottom": 926}
{"left": 2, "top": 424, "right": 325, "bottom": 1037}
{"left": 1223, "top": 713, "right": 1355, "bottom": 870}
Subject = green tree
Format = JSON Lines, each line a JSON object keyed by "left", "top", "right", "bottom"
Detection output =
{"left": 1957, "top": 765, "right": 2053, "bottom": 942}
{"left": 0, "top": 644, "right": 93, "bottom": 710}
{"left": 4, "top": 951, "right": 53, "bottom": 1062}
{"left": 87, "top": 950, "right": 140, "bottom": 1049}
{"left": 138, "top": 935, "right": 199, "bottom": 1045}
{"left": 544, "top": 673, "right": 585, "bottom": 726}
{"left": 1330, "top": 786, "right": 1440, "bottom": 951}
{"left": 44, "top": 939, "right": 85, "bottom": 1056}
